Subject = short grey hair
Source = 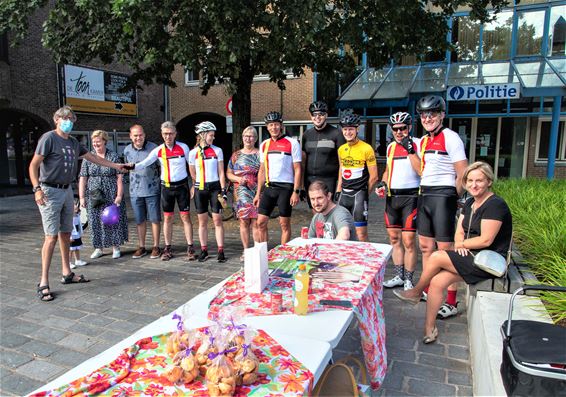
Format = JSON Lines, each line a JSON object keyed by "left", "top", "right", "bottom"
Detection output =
{"left": 161, "top": 121, "right": 176, "bottom": 132}
{"left": 53, "top": 106, "right": 77, "bottom": 123}
{"left": 242, "top": 125, "right": 258, "bottom": 141}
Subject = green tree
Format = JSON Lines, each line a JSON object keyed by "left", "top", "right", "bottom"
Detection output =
{"left": 1, "top": 0, "right": 507, "bottom": 147}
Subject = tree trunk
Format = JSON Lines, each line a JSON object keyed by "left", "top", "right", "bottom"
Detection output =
{"left": 231, "top": 61, "right": 254, "bottom": 151}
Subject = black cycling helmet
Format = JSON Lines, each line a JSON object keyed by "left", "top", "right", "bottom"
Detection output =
{"left": 339, "top": 113, "right": 361, "bottom": 127}
{"left": 416, "top": 95, "right": 446, "bottom": 113}
{"left": 309, "top": 101, "right": 328, "bottom": 114}
{"left": 389, "top": 112, "right": 412, "bottom": 126}
{"left": 264, "top": 111, "right": 283, "bottom": 124}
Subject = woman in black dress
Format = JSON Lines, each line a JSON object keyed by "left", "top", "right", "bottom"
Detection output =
{"left": 394, "top": 161, "right": 512, "bottom": 344}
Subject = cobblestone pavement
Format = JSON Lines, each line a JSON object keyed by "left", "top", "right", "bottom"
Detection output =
{"left": 0, "top": 193, "right": 472, "bottom": 396}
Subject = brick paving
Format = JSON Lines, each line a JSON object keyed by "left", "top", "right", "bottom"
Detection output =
{"left": 0, "top": 193, "right": 472, "bottom": 396}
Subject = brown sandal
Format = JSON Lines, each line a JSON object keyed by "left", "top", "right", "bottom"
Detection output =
{"left": 37, "top": 284, "right": 55, "bottom": 302}
{"left": 61, "top": 272, "right": 90, "bottom": 284}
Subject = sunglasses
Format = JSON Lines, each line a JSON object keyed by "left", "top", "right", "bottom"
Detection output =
{"left": 391, "top": 126, "right": 408, "bottom": 132}
{"left": 311, "top": 112, "right": 327, "bottom": 118}
{"left": 420, "top": 111, "right": 440, "bottom": 120}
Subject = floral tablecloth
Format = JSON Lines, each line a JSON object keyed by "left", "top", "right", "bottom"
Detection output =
{"left": 208, "top": 241, "right": 388, "bottom": 389}
{"left": 31, "top": 329, "right": 313, "bottom": 397}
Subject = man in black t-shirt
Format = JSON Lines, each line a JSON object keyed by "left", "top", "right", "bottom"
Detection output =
{"left": 301, "top": 101, "right": 345, "bottom": 207}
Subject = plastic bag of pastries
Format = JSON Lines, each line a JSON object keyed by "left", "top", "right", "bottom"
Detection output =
{"left": 166, "top": 312, "right": 190, "bottom": 357}
{"left": 232, "top": 328, "right": 260, "bottom": 386}
{"left": 205, "top": 331, "right": 237, "bottom": 397}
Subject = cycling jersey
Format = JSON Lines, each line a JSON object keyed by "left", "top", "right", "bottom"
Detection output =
{"left": 188, "top": 144, "right": 224, "bottom": 189}
{"left": 135, "top": 141, "right": 191, "bottom": 186}
{"left": 385, "top": 139, "right": 421, "bottom": 190}
{"left": 338, "top": 140, "right": 377, "bottom": 191}
{"left": 302, "top": 123, "right": 345, "bottom": 181}
{"left": 419, "top": 128, "right": 466, "bottom": 187}
{"left": 259, "top": 135, "right": 301, "bottom": 185}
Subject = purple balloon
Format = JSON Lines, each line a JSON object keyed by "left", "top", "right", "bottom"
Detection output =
{"left": 101, "top": 204, "right": 120, "bottom": 226}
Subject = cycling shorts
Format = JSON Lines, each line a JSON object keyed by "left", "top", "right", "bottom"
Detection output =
{"left": 258, "top": 183, "right": 294, "bottom": 218}
{"left": 384, "top": 188, "right": 418, "bottom": 231}
{"left": 417, "top": 186, "right": 458, "bottom": 242}
{"left": 194, "top": 181, "right": 222, "bottom": 214}
{"left": 161, "top": 179, "right": 190, "bottom": 215}
{"left": 338, "top": 189, "right": 368, "bottom": 227}
{"left": 305, "top": 176, "right": 337, "bottom": 209}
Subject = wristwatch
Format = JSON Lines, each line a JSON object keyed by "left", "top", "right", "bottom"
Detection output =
{"left": 294, "top": 189, "right": 300, "bottom": 194}
{"left": 32, "top": 185, "right": 42, "bottom": 193}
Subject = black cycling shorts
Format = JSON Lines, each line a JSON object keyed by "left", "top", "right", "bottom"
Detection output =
{"left": 194, "top": 182, "right": 222, "bottom": 215}
{"left": 417, "top": 186, "right": 458, "bottom": 242}
{"left": 305, "top": 176, "right": 338, "bottom": 209}
{"left": 338, "top": 189, "right": 368, "bottom": 227}
{"left": 162, "top": 180, "right": 190, "bottom": 214}
{"left": 258, "top": 183, "right": 294, "bottom": 218}
{"left": 384, "top": 189, "right": 418, "bottom": 231}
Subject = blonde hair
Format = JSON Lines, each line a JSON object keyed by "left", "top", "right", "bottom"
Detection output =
{"left": 91, "top": 130, "right": 109, "bottom": 142}
{"left": 463, "top": 161, "right": 495, "bottom": 187}
{"left": 242, "top": 126, "right": 258, "bottom": 141}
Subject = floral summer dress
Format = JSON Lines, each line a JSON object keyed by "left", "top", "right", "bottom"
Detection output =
{"left": 228, "top": 149, "right": 260, "bottom": 219}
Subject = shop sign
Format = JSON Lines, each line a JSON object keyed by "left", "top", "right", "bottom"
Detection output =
{"left": 58, "top": 64, "right": 138, "bottom": 116}
{"left": 447, "top": 83, "right": 520, "bottom": 101}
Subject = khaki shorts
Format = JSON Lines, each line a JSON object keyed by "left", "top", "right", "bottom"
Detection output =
{"left": 38, "top": 185, "right": 74, "bottom": 235}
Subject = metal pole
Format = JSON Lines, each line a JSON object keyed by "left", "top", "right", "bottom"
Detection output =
{"left": 547, "top": 95, "right": 562, "bottom": 180}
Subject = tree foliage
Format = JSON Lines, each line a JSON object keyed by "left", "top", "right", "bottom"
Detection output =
{"left": 1, "top": 0, "right": 508, "bottom": 146}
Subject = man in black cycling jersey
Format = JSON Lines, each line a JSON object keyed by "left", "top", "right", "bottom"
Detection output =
{"left": 301, "top": 101, "right": 345, "bottom": 207}
{"left": 253, "top": 111, "right": 302, "bottom": 245}
{"left": 415, "top": 95, "right": 468, "bottom": 319}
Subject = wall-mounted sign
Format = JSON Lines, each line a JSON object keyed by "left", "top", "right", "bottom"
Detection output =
{"left": 59, "top": 64, "right": 138, "bottom": 116}
{"left": 447, "top": 83, "right": 520, "bottom": 101}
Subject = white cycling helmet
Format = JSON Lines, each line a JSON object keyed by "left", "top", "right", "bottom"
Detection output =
{"left": 389, "top": 112, "right": 412, "bottom": 126}
{"left": 195, "top": 121, "right": 216, "bottom": 135}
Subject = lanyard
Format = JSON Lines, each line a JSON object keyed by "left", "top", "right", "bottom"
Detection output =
{"left": 263, "top": 139, "right": 271, "bottom": 187}
{"left": 196, "top": 146, "right": 206, "bottom": 190}
{"left": 161, "top": 145, "right": 170, "bottom": 187}
{"left": 386, "top": 142, "right": 396, "bottom": 197}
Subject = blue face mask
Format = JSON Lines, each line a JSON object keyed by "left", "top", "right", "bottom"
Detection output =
{"left": 60, "top": 119, "right": 74, "bottom": 134}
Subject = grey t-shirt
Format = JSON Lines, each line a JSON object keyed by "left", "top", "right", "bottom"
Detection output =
{"left": 308, "top": 205, "right": 357, "bottom": 241}
{"left": 123, "top": 141, "right": 160, "bottom": 197}
{"left": 35, "top": 131, "right": 88, "bottom": 185}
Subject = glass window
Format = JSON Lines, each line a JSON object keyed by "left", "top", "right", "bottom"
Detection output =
{"left": 373, "top": 67, "right": 417, "bottom": 99}
{"left": 185, "top": 68, "right": 199, "bottom": 85}
{"left": 516, "top": 9, "right": 546, "bottom": 56}
{"left": 481, "top": 62, "right": 519, "bottom": 84}
{"left": 549, "top": 6, "right": 566, "bottom": 56}
{"left": 451, "top": 16, "right": 480, "bottom": 62}
{"left": 447, "top": 63, "right": 480, "bottom": 85}
{"left": 498, "top": 118, "right": 526, "bottom": 178}
{"left": 537, "top": 120, "right": 565, "bottom": 160}
{"left": 411, "top": 65, "right": 447, "bottom": 93}
{"left": 482, "top": 10, "right": 513, "bottom": 61}
{"left": 339, "top": 68, "right": 389, "bottom": 101}
{"left": 515, "top": 61, "right": 563, "bottom": 87}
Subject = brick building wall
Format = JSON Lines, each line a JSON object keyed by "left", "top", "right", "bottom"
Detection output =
{"left": 525, "top": 117, "right": 566, "bottom": 179}
{"left": 170, "top": 66, "right": 314, "bottom": 124}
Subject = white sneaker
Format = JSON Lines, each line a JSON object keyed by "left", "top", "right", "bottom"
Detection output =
{"left": 112, "top": 249, "right": 121, "bottom": 259}
{"left": 90, "top": 249, "right": 104, "bottom": 259}
{"left": 437, "top": 302, "right": 458, "bottom": 319}
{"left": 74, "top": 260, "right": 88, "bottom": 267}
{"left": 70, "top": 262, "right": 76, "bottom": 269}
{"left": 421, "top": 291, "right": 428, "bottom": 302}
{"left": 383, "top": 275, "right": 404, "bottom": 288}
{"left": 403, "top": 279, "right": 414, "bottom": 290}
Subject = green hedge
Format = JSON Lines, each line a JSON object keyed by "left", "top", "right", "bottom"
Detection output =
{"left": 493, "top": 178, "right": 566, "bottom": 324}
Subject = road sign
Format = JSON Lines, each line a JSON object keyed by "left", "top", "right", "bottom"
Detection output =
{"left": 226, "top": 97, "right": 233, "bottom": 115}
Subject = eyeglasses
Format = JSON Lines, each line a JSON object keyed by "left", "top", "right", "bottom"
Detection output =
{"left": 391, "top": 126, "right": 408, "bottom": 132}
{"left": 243, "top": 135, "right": 255, "bottom": 139}
{"left": 311, "top": 112, "right": 327, "bottom": 118}
{"left": 420, "top": 111, "right": 440, "bottom": 120}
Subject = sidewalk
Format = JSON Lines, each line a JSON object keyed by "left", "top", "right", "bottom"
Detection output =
{"left": 0, "top": 194, "right": 472, "bottom": 396}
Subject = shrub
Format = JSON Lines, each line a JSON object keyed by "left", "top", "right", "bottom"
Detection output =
{"left": 494, "top": 178, "right": 566, "bottom": 324}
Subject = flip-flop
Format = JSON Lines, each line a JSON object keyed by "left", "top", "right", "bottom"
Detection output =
{"left": 61, "top": 272, "right": 90, "bottom": 284}
{"left": 37, "top": 284, "right": 55, "bottom": 302}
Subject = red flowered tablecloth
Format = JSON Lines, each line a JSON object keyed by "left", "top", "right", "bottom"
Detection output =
{"left": 208, "top": 241, "right": 388, "bottom": 389}
{"left": 31, "top": 329, "right": 313, "bottom": 397}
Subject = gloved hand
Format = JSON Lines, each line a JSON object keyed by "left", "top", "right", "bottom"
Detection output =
{"left": 334, "top": 191, "right": 341, "bottom": 202}
{"left": 400, "top": 136, "right": 416, "bottom": 154}
{"left": 221, "top": 188, "right": 228, "bottom": 202}
{"left": 299, "top": 189, "right": 307, "bottom": 201}
{"left": 375, "top": 181, "right": 388, "bottom": 197}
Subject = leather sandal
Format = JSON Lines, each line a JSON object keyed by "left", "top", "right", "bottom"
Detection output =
{"left": 61, "top": 272, "right": 90, "bottom": 284}
{"left": 37, "top": 284, "right": 55, "bottom": 302}
{"left": 422, "top": 327, "right": 439, "bottom": 344}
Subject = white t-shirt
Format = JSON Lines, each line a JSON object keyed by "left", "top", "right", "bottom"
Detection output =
{"left": 385, "top": 138, "right": 421, "bottom": 189}
{"left": 419, "top": 128, "right": 467, "bottom": 187}
{"left": 188, "top": 145, "right": 224, "bottom": 187}
{"left": 259, "top": 136, "right": 301, "bottom": 185}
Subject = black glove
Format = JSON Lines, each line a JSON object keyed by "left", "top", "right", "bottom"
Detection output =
{"left": 334, "top": 191, "right": 341, "bottom": 202}
{"left": 299, "top": 189, "right": 307, "bottom": 201}
{"left": 400, "top": 136, "right": 416, "bottom": 154}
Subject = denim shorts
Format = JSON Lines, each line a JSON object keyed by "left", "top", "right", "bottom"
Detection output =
{"left": 38, "top": 185, "right": 74, "bottom": 235}
{"left": 130, "top": 195, "right": 162, "bottom": 224}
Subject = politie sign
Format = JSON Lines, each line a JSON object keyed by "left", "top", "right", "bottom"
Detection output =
{"left": 447, "top": 83, "right": 520, "bottom": 101}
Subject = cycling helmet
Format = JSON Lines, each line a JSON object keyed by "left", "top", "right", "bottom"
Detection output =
{"left": 416, "top": 95, "right": 446, "bottom": 113}
{"left": 195, "top": 121, "right": 216, "bottom": 135}
{"left": 339, "top": 113, "right": 361, "bottom": 127}
{"left": 389, "top": 112, "right": 412, "bottom": 126}
{"left": 264, "top": 111, "right": 283, "bottom": 124}
{"left": 309, "top": 101, "right": 328, "bottom": 114}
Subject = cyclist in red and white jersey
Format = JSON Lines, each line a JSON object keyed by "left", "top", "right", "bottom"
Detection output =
{"left": 376, "top": 112, "right": 421, "bottom": 291}
{"left": 188, "top": 121, "right": 227, "bottom": 263}
{"left": 414, "top": 95, "right": 468, "bottom": 319}
{"left": 128, "top": 121, "right": 195, "bottom": 261}
{"left": 253, "top": 111, "right": 302, "bottom": 244}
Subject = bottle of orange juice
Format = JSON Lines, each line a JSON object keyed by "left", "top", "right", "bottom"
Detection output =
{"left": 294, "top": 264, "right": 310, "bottom": 315}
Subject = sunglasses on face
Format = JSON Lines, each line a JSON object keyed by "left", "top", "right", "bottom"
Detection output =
{"left": 420, "top": 111, "right": 440, "bottom": 120}
{"left": 391, "top": 126, "right": 408, "bottom": 132}
{"left": 311, "top": 112, "right": 327, "bottom": 118}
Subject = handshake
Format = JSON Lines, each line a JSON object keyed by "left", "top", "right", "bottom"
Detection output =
{"left": 122, "top": 163, "right": 136, "bottom": 171}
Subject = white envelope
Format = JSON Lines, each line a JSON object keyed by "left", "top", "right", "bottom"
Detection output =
{"left": 244, "top": 241, "right": 269, "bottom": 294}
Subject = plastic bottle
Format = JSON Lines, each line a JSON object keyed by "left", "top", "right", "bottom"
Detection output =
{"left": 294, "top": 264, "right": 310, "bottom": 315}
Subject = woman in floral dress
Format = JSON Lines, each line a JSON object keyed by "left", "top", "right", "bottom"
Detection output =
{"left": 79, "top": 130, "right": 128, "bottom": 259}
{"left": 227, "top": 126, "right": 261, "bottom": 260}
